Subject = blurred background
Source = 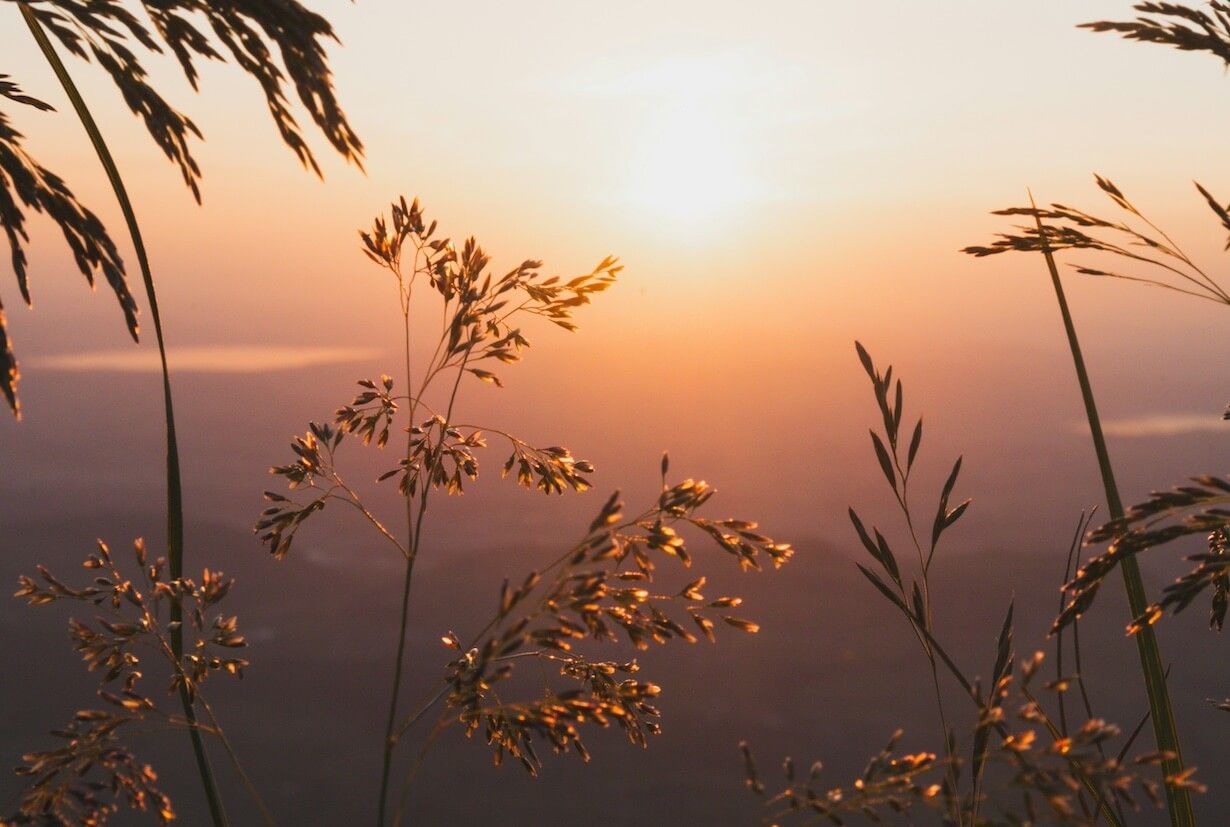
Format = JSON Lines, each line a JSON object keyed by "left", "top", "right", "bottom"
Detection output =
{"left": 1, "top": 1, "right": 1228, "bottom": 822}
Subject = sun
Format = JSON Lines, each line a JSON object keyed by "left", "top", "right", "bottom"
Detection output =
{"left": 620, "top": 105, "right": 757, "bottom": 233}
{"left": 591, "top": 52, "right": 772, "bottom": 236}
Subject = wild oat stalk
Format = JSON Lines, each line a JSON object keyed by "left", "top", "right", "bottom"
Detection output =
{"left": 964, "top": 200, "right": 1195, "bottom": 826}
{"left": 1082, "top": 2, "right": 1230, "bottom": 70}
{"left": 258, "top": 198, "right": 791, "bottom": 825}
{"left": 848, "top": 342, "right": 969, "bottom": 824}
{"left": 739, "top": 353, "right": 1211, "bottom": 824}
{"left": 963, "top": 174, "right": 1230, "bottom": 306}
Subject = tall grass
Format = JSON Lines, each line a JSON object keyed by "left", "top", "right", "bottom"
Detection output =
{"left": 8, "top": 1, "right": 1230, "bottom": 824}
{"left": 1026, "top": 199, "right": 1192, "bottom": 826}
{"left": 12, "top": 541, "right": 268, "bottom": 824}
{"left": 16, "top": 9, "right": 225, "bottom": 821}
{"left": 958, "top": 161, "right": 1230, "bottom": 827}
{"left": 742, "top": 348, "right": 1191, "bottom": 824}
{"left": 5, "top": 2, "right": 359, "bottom": 823}
{"left": 744, "top": 5, "right": 1230, "bottom": 821}
{"left": 256, "top": 197, "right": 793, "bottom": 824}
{"left": 851, "top": 345, "right": 1127, "bottom": 824}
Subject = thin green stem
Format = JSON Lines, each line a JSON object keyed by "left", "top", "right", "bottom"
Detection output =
{"left": 379, "top": 274, "right": 475, "bottom": 824}
{"left": 376, "top": 300, "right": 420, "bottom": 827}
{"left": 377, "top": 552, "right": 416, "bottom": 827}
{"left": 1031, "top": 199, "right": 1193, "bottom": 827}
{"left": 19, "top": 7, "right": 227, "bottom": 825}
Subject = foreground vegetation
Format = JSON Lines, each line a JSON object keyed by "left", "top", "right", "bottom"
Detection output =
{"left": 742, "top": 3, "right": 1230, "bottom": 824}
{"left": 3, "top": 1, "right": 1229, "bottom": 825}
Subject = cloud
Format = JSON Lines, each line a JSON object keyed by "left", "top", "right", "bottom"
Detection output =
{"left": 1095, "top": 414, "right": 1228, "bottom": 438}
{"left": 29, "top": 345, "right": 381, "bottom": 373}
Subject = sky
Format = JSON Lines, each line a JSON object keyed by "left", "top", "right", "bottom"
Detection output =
{"left": 4, "top": 0, "right": 1228, "bottom": 537}
{"left": 2, "top": 1, "right": 1230, "bottom": 823}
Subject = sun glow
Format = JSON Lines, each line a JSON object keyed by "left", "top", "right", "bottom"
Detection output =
{"left": 595, "top": 54, "right": 776, "bottom": 235}
{"left": 621, "top": 107, "right": 759, "bottom": 232}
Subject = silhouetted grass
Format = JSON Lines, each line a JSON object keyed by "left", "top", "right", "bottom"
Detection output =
{"left": 1083, "top": 2, "right": 1230, "bottom": 69}
{"left": 744, "top": 5, "right": 1230, "bottom": 822}
{"left": 742, "top": 349, "right": 1199, "bottom": 824}
{"left": 11, "top": 539, "right": 267, "bottom": 826}
{"left": 6, "top": 2, "right": 361, "bottom": 823}
{"left": 257, "top": 198, "right": 792, "bottom": 825}
{"left": 9, "top": 2, "right": 1230, "bottom": 826}
{"left": 16, "top": 10, "right": 223, "bottom": 818}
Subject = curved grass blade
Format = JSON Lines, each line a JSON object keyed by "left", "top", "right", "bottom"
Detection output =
{"left": 19, "top": 6, "right": 227, "bottom": 824}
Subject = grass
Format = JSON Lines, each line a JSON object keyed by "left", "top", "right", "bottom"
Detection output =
{"left": 13, "top": 540, "right": 261, "bottom": 824}
{"left": 6, "top": 1, "right": 1230, "bottom": 825}
{"left": 5, "top": 2, "right": 360, "bottom": 823}
{"left": 1027, "top": 195, "right": 1194, "bottom": 826}
{"left": 742, "top": 5, "right": 1230, "bottom": 819}
{"left": 742, "top": 345, "right": 1198, "bottom": 824}
{"left": 954, "top": 161, "right": 1230, "bottom": 827}
{"left": 256, "top": 198, "right": 792, "bottom": 825}
{"left": 16, "top": 9, "right": 225, "bottom": 822}
{"left": 848, "top": 345, "right": 1129, "bottom": 824}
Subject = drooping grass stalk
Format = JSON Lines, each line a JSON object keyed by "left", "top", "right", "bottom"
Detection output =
{"left": 19, "top": 7, "right": 227, "bottom": 824}
{"left": 1031, "top": 200, "right": 1193, "bottom": 827}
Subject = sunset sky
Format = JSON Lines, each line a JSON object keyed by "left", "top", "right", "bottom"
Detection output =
{"left": 3, "top": 2, "right": 1230, "bottom": 823}
{"left": 4, "top": 0, "right": 1227, "bottom": 532}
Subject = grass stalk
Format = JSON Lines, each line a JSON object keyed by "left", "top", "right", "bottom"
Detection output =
{"left": 1031, "top": 200, "right": 1193, "bottom": 826}
{"left": 377, "top": 553, "right": 416, "bottom": 826}
{"left": 861, "top": 564, "right": 1124, "bottom": 827}
{"left": 19, "top": 7, "right": 227, "bottom": 824}
{"left": 378, "top": 341, "right": 472, "bottom": 823}
{"left": 376, "top": 288, "right": 420, "bottom": 826}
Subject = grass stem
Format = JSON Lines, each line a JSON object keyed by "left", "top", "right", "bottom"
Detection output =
{"left": 19, "top": 7, "right": 227, "bottom": 823}
{"left": 377, "top": 552, "right": 416, "bottom": 826}
{"left": 1031, "top": 198, "right": 1193, "bottom": 827}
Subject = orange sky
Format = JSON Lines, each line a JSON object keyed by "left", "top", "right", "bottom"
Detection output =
{"left": 3, "top": 0, "right": 1229, "bottom": 531}
{"left": 5, "top": 1, "right": 1229, "bottom": 349}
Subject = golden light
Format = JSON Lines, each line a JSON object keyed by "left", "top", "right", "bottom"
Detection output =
{"left": 605, "top": 55, "right": 769, "bottom": 235}
{"left": 620, "top": 106, "right": 758, "bottom": 233}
